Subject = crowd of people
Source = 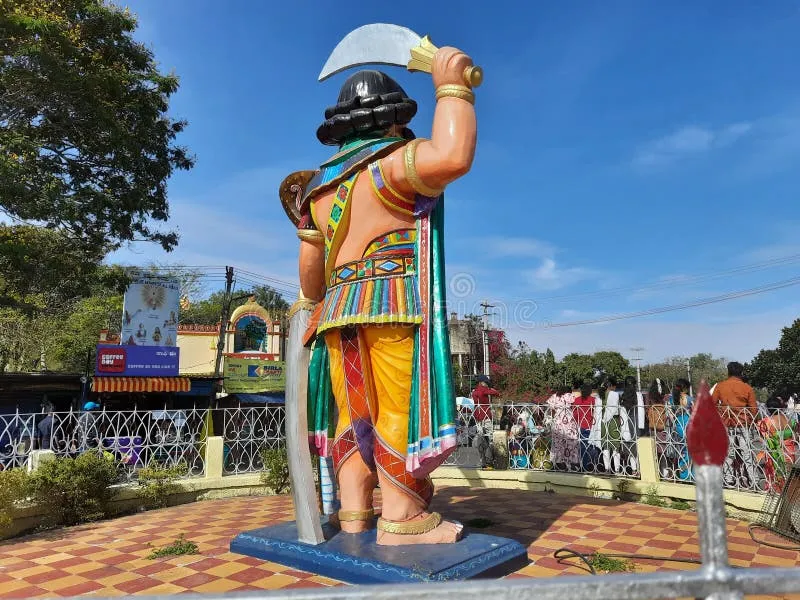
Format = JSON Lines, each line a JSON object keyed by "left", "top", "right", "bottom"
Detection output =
{"left": 464, "top": 362, "right": 798, "bottom": 492}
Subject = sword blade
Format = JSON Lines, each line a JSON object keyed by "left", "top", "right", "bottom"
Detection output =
{"left": 318, "top": 23, "right": 422, "bottom": 81}
{"left": 285, "top": 306, "right": 325, "bottom": 544}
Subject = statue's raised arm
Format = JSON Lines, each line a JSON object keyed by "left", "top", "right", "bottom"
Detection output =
{"left": 380, "top": 46, "right": 477, "bottom": 197}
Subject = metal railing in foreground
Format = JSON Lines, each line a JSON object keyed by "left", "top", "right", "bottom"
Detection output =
{"left": 59, "top": 383, "right": 800, "bottom": 600}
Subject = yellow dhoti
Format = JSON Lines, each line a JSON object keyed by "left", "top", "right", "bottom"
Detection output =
{"left": 325, "top": 324, "right": 433, "bottom": 506}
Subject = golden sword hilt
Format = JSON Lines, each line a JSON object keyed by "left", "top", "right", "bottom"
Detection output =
{"left": 407, "top": 35, "right": 483, "bottom": 88}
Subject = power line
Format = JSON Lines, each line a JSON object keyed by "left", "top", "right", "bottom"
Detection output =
{"left": 547, "top": 276, "right": 800, "bottom": 328}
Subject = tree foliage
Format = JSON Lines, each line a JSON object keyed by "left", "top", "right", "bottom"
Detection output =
{"left": 747, "top": 319, "right": 800, "bottom": 394}
{"left": 181, "top": 285, "right": 290, "bottom": 326}
{"left": 0, "top": 0, "right": 193, "bottom": 253}
{"left": 0, "top": 224, "right": 127, "bottom": 312}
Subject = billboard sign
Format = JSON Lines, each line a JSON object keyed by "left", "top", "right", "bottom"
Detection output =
{"left": 95, "top": 344, "right": 179, "bottom": 377}
{"left": 121, "top": 275, "right": 179, "bottom": 347}
{"left": 224, "top": 357, "right": 285, "bottom": 393}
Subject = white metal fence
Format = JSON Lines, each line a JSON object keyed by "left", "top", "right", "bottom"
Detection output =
{"left": 650, "top": 404, "right": 799, "bottom": 493}
{"left": 0, "top": 408, "right": 208, "bottom": 479}
{"left": 222, "top": 406, "right": 286, "bottom": 475}
{"left": 2, "top": 403, "right": 797, "bottom": 493}
{"left": 501, "top": 402, "right": 642, "bottom": 477}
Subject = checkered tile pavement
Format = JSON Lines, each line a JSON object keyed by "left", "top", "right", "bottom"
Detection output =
{"left": 0, "top": 488, "right": 798, "bottom": 598}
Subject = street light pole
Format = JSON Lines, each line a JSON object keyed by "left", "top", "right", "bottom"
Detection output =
{"left": 480, "top": 301, "right": 495, "bottom": 378}
{"left": 630, "top": 347, "right": 644, "bottom": 392}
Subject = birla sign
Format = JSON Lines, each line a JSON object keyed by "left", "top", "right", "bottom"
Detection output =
{"left": 95, "top": 344, "right": 179, "bottom": 377}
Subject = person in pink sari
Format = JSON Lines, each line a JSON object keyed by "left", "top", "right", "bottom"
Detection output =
{"left": 547, "top": 385, "right": 579, "bottom": 470}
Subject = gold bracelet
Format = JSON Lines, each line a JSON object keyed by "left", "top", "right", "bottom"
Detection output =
{"left": 296, "top": 228, "right": 324, "bottom": 245}
{"left": 403, "top": 139, "right": 444, "bottom": 198}
{"left": 435, "top": 84, "right": 475, "bottom": 105}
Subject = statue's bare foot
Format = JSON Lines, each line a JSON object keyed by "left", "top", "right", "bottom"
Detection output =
{"left": 376, "top": 512, "right": 463, "bottom": 545}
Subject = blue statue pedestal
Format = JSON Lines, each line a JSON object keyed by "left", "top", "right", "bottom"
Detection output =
{"left": 230, "top": 520, "right": 528, "bottom": 584}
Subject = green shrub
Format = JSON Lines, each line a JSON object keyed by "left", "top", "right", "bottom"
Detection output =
{"left": 27, "top": 452, "right": 119, "bottom": 526}
{"left": 260, "top": 447, "right": 290, "bottom": 494}
{"left": 641, "top": 484, "right": 667, "bottom": 507}
{"left": 136, "top": 463, "right": 187, "bottom": 510}
{"left": 613, "top": 479, "right": 633, "bottom": 501}
{"left": 590, "top": 553, "right": 634, "bottom": 573}
{"left": 670, "top": 499, "right": 691, "bottom": 511}
{"left": 0, "top": 469, "right": 29, "bottom": 533}
{"left": 147, "top": 534, "right": 198, "bottom": 559}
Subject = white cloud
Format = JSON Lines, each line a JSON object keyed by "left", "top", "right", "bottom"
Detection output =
{"left": 524, "top": 258, "right": 603, "bottom": 291}
{"left": 633, "top": 122, "right": 752, "bottom": 168}
{"left": 485, "top": 237, "right": 556, "bottom": 258}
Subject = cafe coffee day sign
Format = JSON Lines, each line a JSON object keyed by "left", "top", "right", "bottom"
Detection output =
{"left": 120, "top": 275, "right": 179, "bottom": 347}
{"left": 96, "top": 344, "right": 179, "bottom": 377}
{"left": 224, "top": 357, "right": 285, "bottom": 393}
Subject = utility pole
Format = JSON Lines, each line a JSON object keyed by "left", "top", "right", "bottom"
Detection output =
{"left": 630, "top": 347, "right": 645, "bottom": 392}
{"left": 211, "top": 266, "right": 234, "bottom": 405}
{"left": 686, "top": 357, "right": 693, "bottom": 396}
{"left": 480, "top": 300, "right": 495, "bottom": 378}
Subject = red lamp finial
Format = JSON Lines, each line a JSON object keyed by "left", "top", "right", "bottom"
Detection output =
{"left": 686, "top": 380, "right": 728, "bottom": 466}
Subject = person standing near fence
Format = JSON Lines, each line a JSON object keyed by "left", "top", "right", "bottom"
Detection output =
{"left": 547, "top": 385, "right": 579, "bottom": 470}
{"left": 619, "top": 376, "right": 640, "bottom": 474}
{"left": 712, "top": 361, "right": 758, "bottom": 488}
{"left": 572, "top": 383, "right": 595, "bottom": 471}
{"left": 35, "top": 403, "right": 55, "bottom": 450}
{"left": 470, "top": 376, "right": 498, "bottom": 470}
{"left": 471, "top": 375, "right": 499, "bottom": 424}
{"left": 669, "top": 378, "right": 693, "bottom": 481}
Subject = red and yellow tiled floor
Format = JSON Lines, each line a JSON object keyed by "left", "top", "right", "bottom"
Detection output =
{"left": 0, "top": 488, "right": 798, "bottom": 598}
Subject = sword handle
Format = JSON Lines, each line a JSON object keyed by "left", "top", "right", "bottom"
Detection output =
{"left": 407, "top": 35, "right": 483, "bottom": 88}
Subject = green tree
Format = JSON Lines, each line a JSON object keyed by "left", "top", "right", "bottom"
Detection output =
{"left": 0, "top": 225, "right": 126, "bottom": 312}
{"left": 561, "top": 353, "right": 595, "bottom": 387}
{"left": 52, "top": 293, "right": 123, "bottom": 372}
{"left": 181, "top": 285, "right": 290, "bottom": 326}
{"left": 0, "top": 225, "right": 128, "bottom": 372}
{"left": 1, "top": 0, "right": 193, "bottom": 253}
{"left": 688, "top": 353, "right": 727, "bottom": 387}
{"left": 592, "top": 350, "right": 635, "bottom": 384}
{"left": 747, "top": 319, "right": 800, "bottom": 394}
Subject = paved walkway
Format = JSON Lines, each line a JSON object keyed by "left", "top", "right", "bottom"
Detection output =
{"left": 0, "top": 488, "right": 797, "bottom": 598}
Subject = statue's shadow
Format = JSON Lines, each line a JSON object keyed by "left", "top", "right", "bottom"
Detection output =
{"left": 427, "top": 486, "right": 602, "bottom": 550}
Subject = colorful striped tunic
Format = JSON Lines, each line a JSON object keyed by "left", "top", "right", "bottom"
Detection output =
{"left": 317, "top": 229, "right": 423, "bottom": 334}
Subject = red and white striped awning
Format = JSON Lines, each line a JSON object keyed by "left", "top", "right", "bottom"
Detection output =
{"left": 92, "top": 377, "right": 191, "bottom": 393}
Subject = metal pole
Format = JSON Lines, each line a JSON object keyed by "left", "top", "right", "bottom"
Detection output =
{"left": 630, "top": 347, "right": 644, "bottom": 392}
{"left": 480, "top": 301, "right": 494, "bottom": 377}
{"left": 211, "top": 266, "right": 234, "bottom": 404}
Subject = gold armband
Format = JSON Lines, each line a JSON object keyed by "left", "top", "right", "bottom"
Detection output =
{"left": 297, "top": 228, "right": 324, "bottom": 245}
{"left": 435, "top": 84, "right": 475, "bottom": 105}
{"left": 403, "top": 139, "right": 444, "bottom": 198}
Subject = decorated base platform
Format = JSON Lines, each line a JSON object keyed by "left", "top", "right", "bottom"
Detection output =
{"left": 230, "top": 520, "right": 528, "bottom": 584}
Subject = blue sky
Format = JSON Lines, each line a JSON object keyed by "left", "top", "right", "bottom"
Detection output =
{"left": 112, "top": 1, "right": 800, "bottom": 363}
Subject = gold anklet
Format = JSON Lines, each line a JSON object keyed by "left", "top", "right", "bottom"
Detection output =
{"left": 377, "top": 512, "right": 442, "bottom": 535}
{"left": 337, "top": 508, "right": 375, "bottom": 522}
